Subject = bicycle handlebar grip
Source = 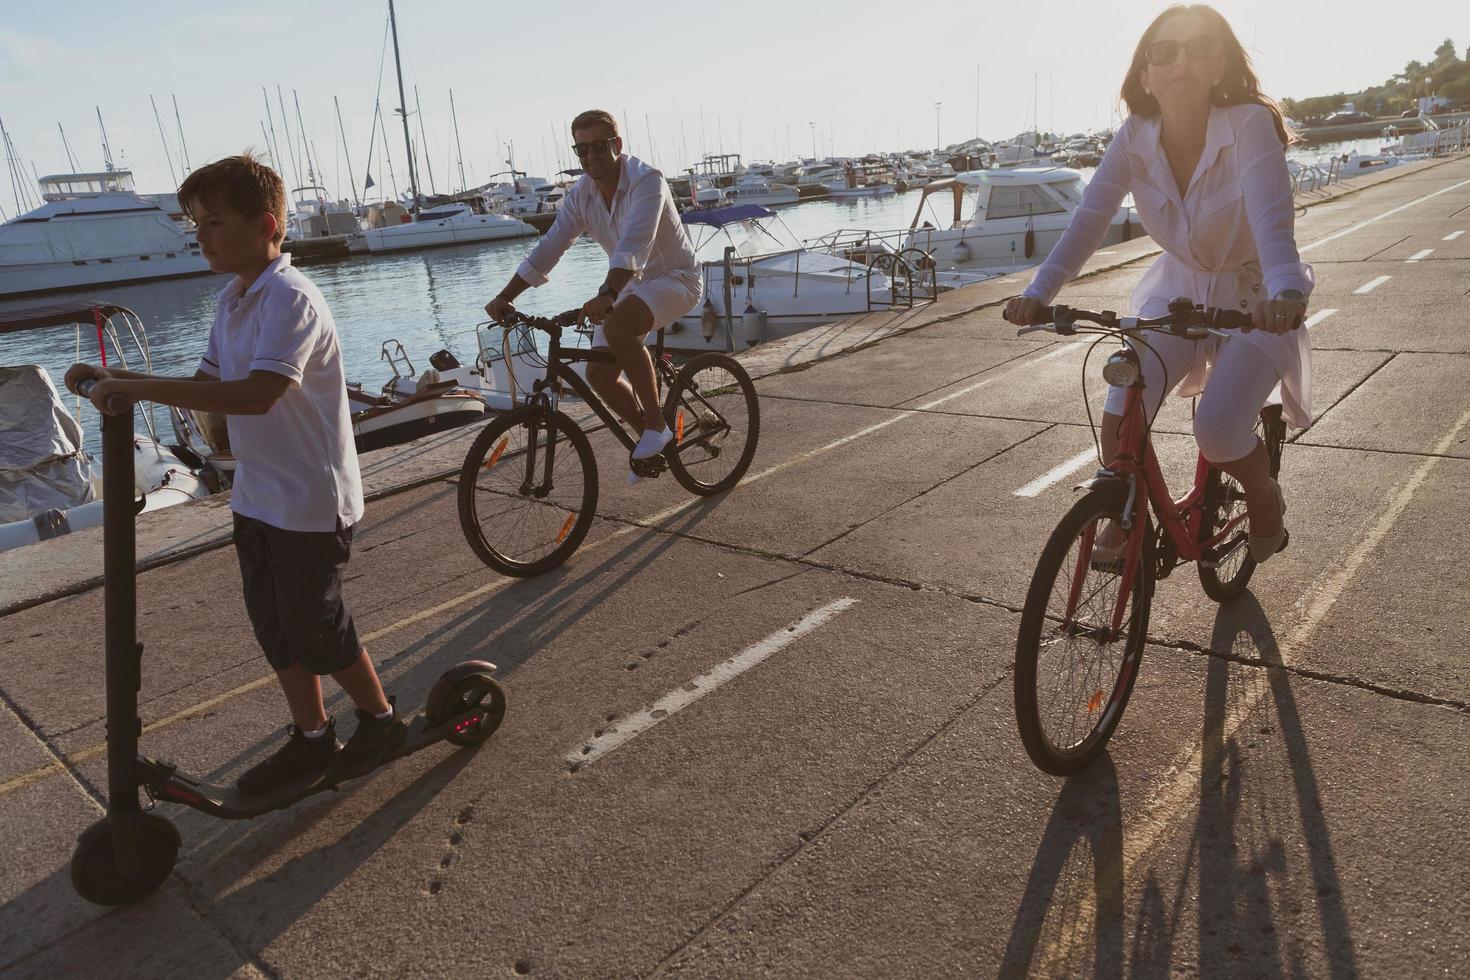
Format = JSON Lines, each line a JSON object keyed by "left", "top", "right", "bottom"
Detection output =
{"left": 76, "top": 377, "right": 132, "bottom": 414}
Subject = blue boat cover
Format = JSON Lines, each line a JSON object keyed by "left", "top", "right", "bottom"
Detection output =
{"left": 680, "top": 204, "right": 775, "bottom": 227}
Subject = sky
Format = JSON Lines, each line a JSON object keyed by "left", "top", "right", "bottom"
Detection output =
{"left": 1, "top": 0, "right": 1465, "bottom": 208}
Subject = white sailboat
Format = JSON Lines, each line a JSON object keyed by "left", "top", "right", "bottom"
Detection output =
{"left": 348, "top": 1, "right": 537, "bottom": 254}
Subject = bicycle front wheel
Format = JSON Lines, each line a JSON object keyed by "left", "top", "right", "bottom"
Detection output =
{"left": 1015, "top": 486, "right": 1153, "bottom": 776}
{"left": 457, "top": 406, "right": 598, "bottom": 577}
{"left": 665, "top": 353, "right": 760, "bottom": 496}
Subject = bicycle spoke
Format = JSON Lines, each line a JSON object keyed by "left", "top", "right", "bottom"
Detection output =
{"left": 1033, "top": 513, "right": 1138, "bottom": 754}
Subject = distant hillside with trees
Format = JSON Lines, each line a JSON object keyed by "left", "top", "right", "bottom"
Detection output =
{"left": 1282, "top": 39, "right": 1469, "bottom": 121}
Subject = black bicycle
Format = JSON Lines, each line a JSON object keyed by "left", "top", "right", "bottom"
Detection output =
{"left": 457, "top": 310, "right": 760, "bottom": 576}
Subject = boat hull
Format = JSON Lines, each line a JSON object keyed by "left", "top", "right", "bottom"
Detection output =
{"left": 358, "top": 214, "right": 538, "bottom": 253}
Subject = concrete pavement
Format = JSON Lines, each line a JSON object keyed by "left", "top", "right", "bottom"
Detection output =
{"left": 2, "top": 152, "right": 1468, "bottom": 978}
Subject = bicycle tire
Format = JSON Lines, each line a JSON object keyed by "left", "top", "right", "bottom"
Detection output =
{"left": 1197, "top": 405, "right": 1286, "bottom": 602}
{"left": 1015, "top": 485, "right": 1153, "bottom": 775}
{"left": 457, "top": 406, "right": 598, "bottom": 577}
{"left": 665, "top": 352, "right": 760, "bottom": 496}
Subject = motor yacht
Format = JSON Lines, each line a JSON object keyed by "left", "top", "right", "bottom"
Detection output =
{"left": 0, "top": 171, "right": 209, "bottom": 297}
{"left": 665, "top": 203, "right": 930, "bottom": 353}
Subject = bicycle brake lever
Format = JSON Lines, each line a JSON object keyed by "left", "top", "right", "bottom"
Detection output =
{"left": 1016, "top": 324, "right": 1053, "bottom": 336}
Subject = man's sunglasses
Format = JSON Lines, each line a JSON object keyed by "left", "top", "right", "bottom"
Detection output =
{"left": 1145, "top": 34, "right": 1219, "bottom": 66}
{"left": 571, "top": 137, "right": 620, "bottom": 158}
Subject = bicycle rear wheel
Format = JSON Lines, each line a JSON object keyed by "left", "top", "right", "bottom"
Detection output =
{"left": 1197, "top": 405, "right": 1286, "bottom": 602}
{"left": 665, "top": 353, "right": 760, "bottom": 496}
{"left": 1015, "top": 485, "right": 1153, "bottom": 775}
{"left": 457, "top": 406, "right": 598, "bottom": 577}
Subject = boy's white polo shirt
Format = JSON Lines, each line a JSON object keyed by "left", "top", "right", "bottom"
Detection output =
{"left": 197, "top": 253, "right": 364, "bottom": 532}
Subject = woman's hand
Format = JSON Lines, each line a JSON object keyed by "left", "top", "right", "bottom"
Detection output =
{"left": 1004, "top": 296, "right": 1049, "bottom": 326}
{"left": 64, "top": 363, "right": 108, "bottom": 395}
{"left": 1254, "top": 298, "right": 1307, "bottom": 334}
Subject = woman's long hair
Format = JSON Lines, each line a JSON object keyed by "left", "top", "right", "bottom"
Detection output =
{"left": 1119, "top": 4, "right": 1296, "bottom": 145}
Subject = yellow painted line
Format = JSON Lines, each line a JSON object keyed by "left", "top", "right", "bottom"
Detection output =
{"left": 1031, "top": 403, "right": 1470, "bottom": 974}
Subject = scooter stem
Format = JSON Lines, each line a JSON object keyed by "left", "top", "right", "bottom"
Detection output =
{"left": 102, "top": 406, "right": 143, "bottom": 872}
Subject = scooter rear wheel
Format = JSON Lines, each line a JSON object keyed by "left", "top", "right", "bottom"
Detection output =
{"left": 427, "top": 661, "right": 507, "bottom": 747}
{"left": 70, "top": 812, "right": 181, "bottom": 906}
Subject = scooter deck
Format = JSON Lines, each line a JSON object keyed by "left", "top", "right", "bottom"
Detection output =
{"left": 139, "top": 714, "right": 463, "bottom": 819}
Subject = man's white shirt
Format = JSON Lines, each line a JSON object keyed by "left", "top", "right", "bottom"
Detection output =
{"left": 198, "top": 253, "right": 364, "bottom": 533}
{"left": 517, "top": 154, "right": 698, "bottom": 286}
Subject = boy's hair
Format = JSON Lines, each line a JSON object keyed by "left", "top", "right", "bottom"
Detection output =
{"left": 177, "top": 152, "right": 288, "bottom": 244}
{"left": 570, "top": 109, "right": 618, "bottom": 136}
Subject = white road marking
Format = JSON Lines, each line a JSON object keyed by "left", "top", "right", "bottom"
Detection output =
{"left": 1354, "top": 275, "right": 1392, "bottom": 294}
{"left": 1014, "top": 449, "right": 1097, "bottom": 498}
{"left": 1298, "top": 177, "right": 1470, "bottom": 254}
{"left": 1444, "top": 230, "right": 1465, "bottom": 241}
{"left": 566, "top": 598, "right": 859, "bottom": 769}
{"left": 1303, "top": 309, "right": 1338, "bottom": 330}
{"left": 1406, "top": 248, "right": 1435, "bottom": 263}
{"left": 1033, "top": 402, "right": 1470, "bottom": 974}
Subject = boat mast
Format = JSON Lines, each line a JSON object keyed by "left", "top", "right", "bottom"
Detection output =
{"left": 334, "top": 96, "right": 362, "bottom": 208}
{"left": 276, "top": 86, "right": 303, "bottom": 191}
{"left": 149, "top": 94, "right": 180, "bottom": 188}
{"left": 387, "top": 0, "right": 421, "bottom": 214}
{"left": 172, "top": 95, "right": 192, "bottom": 173}
{"left": 414, "top": 85, "right": 436, "bottom": 196}
{"left": 261, "top": 88, "right": 284, "bottom": 173}
{"left": 58, "top": 123, "right": 81, "bottom": 172}
{"left": 96, "top": 107, "right": 115, "bottom": 172}
{"left": 449, "top": 89, "right": 467, "bottom": 194}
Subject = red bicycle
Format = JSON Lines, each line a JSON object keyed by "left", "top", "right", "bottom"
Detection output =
{"left": 1012, "top": 297, "right": 1294, "bottom": 775}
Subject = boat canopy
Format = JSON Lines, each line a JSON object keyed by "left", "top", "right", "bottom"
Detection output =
{"left": 0, "top": 299, "right": 129, "bottom": 336}
{"left": 681, "top": 204, "right": 775, "bottom": 228}
{"left": 953, "top": 166, "right": 1082, "bottom": 187}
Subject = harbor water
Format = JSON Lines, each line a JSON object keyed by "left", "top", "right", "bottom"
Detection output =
{"left": 0, "top": 138, "right": 1376, "bottom": 455}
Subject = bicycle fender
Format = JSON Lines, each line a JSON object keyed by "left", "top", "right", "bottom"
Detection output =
{"left": 1074, "top": 469, "right": 1127, "bottom": 493}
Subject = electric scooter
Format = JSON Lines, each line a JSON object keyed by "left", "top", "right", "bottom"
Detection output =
{"left": 70, "top": 382, "right": 507, "bottom": 906}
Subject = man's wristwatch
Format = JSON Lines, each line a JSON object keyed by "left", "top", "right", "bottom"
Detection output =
{"left": 597, "top": 281, "right": 619, "bottom": 301}
{"left": 1278, "top": 289, "right": 1306, "bottom": 302}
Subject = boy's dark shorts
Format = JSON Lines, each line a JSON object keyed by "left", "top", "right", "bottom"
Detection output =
{"left": 232, "top": 513, "right": 362, "bottom": 675}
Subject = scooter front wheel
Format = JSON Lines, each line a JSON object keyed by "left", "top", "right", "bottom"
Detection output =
{"left": 427, "top": 661, "right": 507, "bottom": 747}
{"left": 70, "top": 812, "right": 181, "bottom": 906}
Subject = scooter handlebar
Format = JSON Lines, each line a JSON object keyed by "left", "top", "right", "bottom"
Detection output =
{"left": 76, "top": 377, "right": 133, "bottom": 415}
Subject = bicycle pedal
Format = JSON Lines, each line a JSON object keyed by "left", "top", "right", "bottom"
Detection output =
{"left": 630, "top": 456, "right": 666, "bottom": 478}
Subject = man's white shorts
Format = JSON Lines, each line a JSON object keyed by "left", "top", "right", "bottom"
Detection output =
{"left": 590, "top": 270, "right": 702, "bottom": 348}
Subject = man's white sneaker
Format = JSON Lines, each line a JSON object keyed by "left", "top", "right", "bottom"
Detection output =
{"left": 632, "top": 426, "right": 673, "bottom": 460}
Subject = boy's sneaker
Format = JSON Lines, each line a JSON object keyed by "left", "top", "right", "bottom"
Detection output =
{"left": 328, "top": 698, "right": 408, "bottom": 782}
{"left": 237, "top": 720, "right": 340, "bottom": 794}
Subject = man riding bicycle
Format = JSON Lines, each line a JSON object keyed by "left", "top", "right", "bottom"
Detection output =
{"left": 485, "top": 109, "right": 701, "bottom": 483}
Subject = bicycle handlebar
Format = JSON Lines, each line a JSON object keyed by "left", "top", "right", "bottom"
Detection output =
{"left": 496, "top": 308, "right": 585, "bottom": 332}
{"left": 1016, "top": 296, "right": 1302, "bottom": 338}
{"left": 76, "top": 376, "right": 133, "bottom": 415}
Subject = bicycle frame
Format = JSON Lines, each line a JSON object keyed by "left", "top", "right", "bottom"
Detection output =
{"left": 1066, "top": 372, "right": 1251, "bottom": 639}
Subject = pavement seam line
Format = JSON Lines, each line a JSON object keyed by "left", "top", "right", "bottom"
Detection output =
{"left": 794, "top": 423, "right": 1062, "bottom": 559}
{"left": 1030, "top": 399, "right": 1470, "bottom": 974}
{"left": 1298, "top": 176, "right": 1470, "bottom": 256}
{"left": 1287, "top": 350, "right": 1399, "bottom": 443}
{"left": 647, "top": 655, "right": 1020, "bottom": 977}
{"left": 1151, "top": 638, "right": 1470, "bottom": 714}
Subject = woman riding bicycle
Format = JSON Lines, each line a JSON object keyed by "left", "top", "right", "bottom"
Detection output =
{"left": 1004, "top": 3, "right": 1311, "bottom": 564}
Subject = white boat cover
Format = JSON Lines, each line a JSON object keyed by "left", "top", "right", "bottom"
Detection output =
{"left": 0, "top": 365, "right": 94, "bottom": 522}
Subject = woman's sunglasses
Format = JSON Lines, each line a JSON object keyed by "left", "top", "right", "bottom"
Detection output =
{"left": 1145, "top": 34, "right": 1219, "bottom": 66}
{"left": 572, "top": 137, "right": 620, "bottom": 158}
